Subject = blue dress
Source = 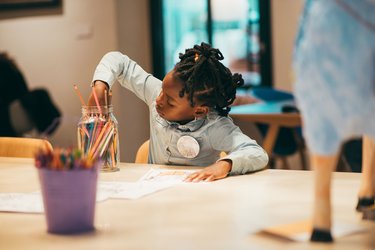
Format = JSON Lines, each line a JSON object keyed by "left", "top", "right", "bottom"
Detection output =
{"left": 293, "top": 0, "right": 375, "bottom": 155}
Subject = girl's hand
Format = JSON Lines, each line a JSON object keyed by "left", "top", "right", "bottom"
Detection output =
{"left": 88, "top": 80, "right": 109, "bottom": 106}
{"left": 184, "top": 160, "right": 232, "bottom": 182}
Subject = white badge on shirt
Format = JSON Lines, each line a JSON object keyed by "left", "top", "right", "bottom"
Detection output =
{"left": 177, "top": 135, "right": 200, "bottom": 158}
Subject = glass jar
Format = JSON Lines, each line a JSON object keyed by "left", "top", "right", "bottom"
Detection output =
{"left": 77, "top": 105, "right": 120, "bottom": 172}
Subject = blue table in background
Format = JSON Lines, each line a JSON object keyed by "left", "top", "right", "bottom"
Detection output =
{"left": 230, "top": 101, "right": 302, "bottom": 159}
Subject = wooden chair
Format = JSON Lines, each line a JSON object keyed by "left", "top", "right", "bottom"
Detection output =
{"left": 135, "top": 140, "right": 150, "bottom": 164}
{"left": 135, "top": 139, "right": 226, "bottom": 163}
{"left": 0, "top": 137, "right": 53, "bottom": 158}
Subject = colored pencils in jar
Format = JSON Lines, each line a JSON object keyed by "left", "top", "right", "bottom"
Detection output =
{"left": 74, "top": 84, "right": 118, "bottom": 167}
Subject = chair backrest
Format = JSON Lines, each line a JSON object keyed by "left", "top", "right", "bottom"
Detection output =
{"left": 0, "top": 137, "right": 53, "bottom": 158}
{"left": 135, "top": 139, "right": 226, "bottom": 163}
{"left": 135, "top": 140, "right": 150, "bottom": 164}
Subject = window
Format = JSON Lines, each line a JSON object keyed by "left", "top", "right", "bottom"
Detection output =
{"left": 150, "top": 0, "right": 272, "bottom": 87}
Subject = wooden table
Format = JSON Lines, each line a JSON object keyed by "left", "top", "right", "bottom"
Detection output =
{"left": 0, "top": 157, "right": 374, "bottom": 250}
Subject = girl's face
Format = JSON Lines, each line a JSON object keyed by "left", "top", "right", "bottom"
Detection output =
{"left": 156, "top": 70, "right": 205, "bottom": 124}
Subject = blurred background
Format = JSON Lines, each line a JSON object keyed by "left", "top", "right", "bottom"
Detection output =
{"left": 0, "top": 0, "right": 304, "bottom": 162}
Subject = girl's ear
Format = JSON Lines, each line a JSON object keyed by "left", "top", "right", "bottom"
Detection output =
{"left": 194, "top": 106, "right": 209, "bottom": 118}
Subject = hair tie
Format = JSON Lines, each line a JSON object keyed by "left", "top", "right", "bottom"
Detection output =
{"left": 194, "top": 53, "right": 199, "bottom": 62}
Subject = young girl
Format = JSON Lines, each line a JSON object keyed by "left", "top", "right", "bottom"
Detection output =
{"left": 89, "top": 42, "right": 268, "bottom": 181}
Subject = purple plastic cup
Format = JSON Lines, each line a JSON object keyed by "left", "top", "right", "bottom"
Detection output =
{"left": 38, "top": 166, "right": 99, "bottom": 234}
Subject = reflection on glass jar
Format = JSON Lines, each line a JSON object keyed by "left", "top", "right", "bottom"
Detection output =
{"left": 77, "top": 105, "right": 120, "bottom": 172}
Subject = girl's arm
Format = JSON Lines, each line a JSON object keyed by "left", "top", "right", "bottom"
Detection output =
{"left": 89, "top": 51, "right": 161, "bottom": 106}
{"left": 185, "top": 117, "right": 268, "bottom": 182}
{"left": 210, "top": 117, "right": 269, "bottom": 175}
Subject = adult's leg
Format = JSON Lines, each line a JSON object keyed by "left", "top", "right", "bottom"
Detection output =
{"left": 357, "top": 136, "right": 375, "bottom": 211}
{"left": 310, "top": 154, "right": 338, "bottom": 242}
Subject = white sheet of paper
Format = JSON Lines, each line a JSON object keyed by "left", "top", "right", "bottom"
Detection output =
{"left": 98, "top": 168, "right": 196, "bottom": 199}
{"left": 0, "top": 192, "right": 43, "bottom": 213}
{"left": 0, "top": 191, "right": 108, "bottom": 214}
{"left": 98, "top": 181, "right": 175, "bottom": 200}
{"left": 139, "top": 168, "right": 196, "bottom": 184}
{"left": 0, "top": 169, "right": 197, "bottom": 213}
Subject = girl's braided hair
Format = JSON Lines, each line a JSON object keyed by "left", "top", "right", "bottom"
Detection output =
{"left": 174, "top": 42, "right": 244, "bottom": 116}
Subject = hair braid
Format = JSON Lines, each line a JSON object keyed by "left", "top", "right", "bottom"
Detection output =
{"left": 174, "top": 42, "right": 244, "bottom": 116}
